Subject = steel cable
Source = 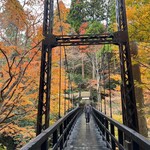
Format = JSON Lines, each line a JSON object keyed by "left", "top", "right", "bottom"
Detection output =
{"left": 56, "top": 0, "right": 72, "bottom": 116}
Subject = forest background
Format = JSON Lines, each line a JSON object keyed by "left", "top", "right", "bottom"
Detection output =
{"left": 0, "top": 0, "right": 149, "bottom": 149}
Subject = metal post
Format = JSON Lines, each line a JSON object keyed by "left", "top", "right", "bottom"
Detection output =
{"left": 36, "top": 0, "right": 54, "bottom": 138}
{"left": 64, "top": 72, "right": 67, "bottom": 115}
{"left": 116, "top": 0, "right": 139, "bottom": 132}
{"left": 78, "top": 84, "right": 81, "bottom": 101}
{"left": 71, "top": 83, "right": 73, "bottom": 109}
{"left": 58, "top": 47, "right": 62, "bottom": 118}
{"left": 111, "top": 124, "right": 115, "bottom": 150}
{"left": 108, "top": 52, "right": 112, "bottom": 118}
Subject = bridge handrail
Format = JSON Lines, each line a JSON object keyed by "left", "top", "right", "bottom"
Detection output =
{"left": 92, "top": 108, "right": 150, "bottom": 150}
{"left": 21, "top": 107, "right": 81, "bottom": 150}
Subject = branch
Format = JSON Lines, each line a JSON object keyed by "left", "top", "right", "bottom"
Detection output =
{"left": 16, "top": 41, "right": 41, "bottom": 68}
{"left": 144, "top": 85, "right": 150, "bottom": 91}
{"left": 0, "top": 48, "right": 14, "bottom": 101}
{"left": 135, "top": 60, "right": 150, "bottom": 69}
{"left": 0, "top": 122, "right": 13, "bottom": 132}
{"left": 0, "top": 89, "right": 17, "bottom": 115}
{"left": 0, "top": 104, "right": 15, "bottom": 124}
{"left": 1, "top": 44, "right": 40, "bottom": 101}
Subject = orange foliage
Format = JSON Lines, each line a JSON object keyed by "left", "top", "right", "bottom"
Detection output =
{"left": 0, "top": 0, "right": 42, "bottom": 147}
{"left": 0, "top": 0, "right": 72, "bottom": 148}
{"left": 53, "top": 1, "right": 70, "bottom": 35}
{"left": 50, "top": 1, "right": 72, "bottom": 119}
{"left": 79, "top": 22, "right": 88, "bottom": 34}
{"left": 78, "top": 22, "right": 89, "bottom": 51}
{"left": 2, "top": 0, "right": 27, "bottom": 30}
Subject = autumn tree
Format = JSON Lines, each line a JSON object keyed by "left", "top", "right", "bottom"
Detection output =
{"left": 126, "top": 0, "right": 150, "bottom": 137}
{"left": 0, "top": 0, "right": 44, "bottom": 148}
{"left": 67, "top": 0, "right": 115, "bottom": 80}
{"left": 67, "top": 0, "right": 87, "bottom": 33}
{"left": 68, "top": 0, "right": 115, "bottom": 33}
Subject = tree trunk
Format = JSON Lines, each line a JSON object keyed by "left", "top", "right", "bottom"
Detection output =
{"left": 131, "top": 41, "right": 148, "bottom": 137}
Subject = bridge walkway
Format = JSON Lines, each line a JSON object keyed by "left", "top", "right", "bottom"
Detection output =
{"left": 65, "top": 113, "right": 110, "bottom": 150}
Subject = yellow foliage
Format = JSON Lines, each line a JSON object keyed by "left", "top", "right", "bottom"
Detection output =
{"left": 126, "top": 1, "right": 150, "bottom": 128}
{"left": 126, "top": 2, "right": 150, "bottom": 42}
{"left": 112, "top": 114, "right": 122, "bottom": 124}
{"left": 111, "top": 74, "right": 121, "bottom": 81}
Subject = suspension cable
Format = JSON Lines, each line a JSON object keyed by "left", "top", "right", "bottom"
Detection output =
{"left": 68, "top": 79, "right": 70, "bottom": 110}
{"left": 102, "top": 0, "right": 111, "bottom": 114}
{"left": 100, "top": 56, "right": 103, "bottom": 112}
{"left": 108, "top": 45, "right": 112, "bottom": 118}
{"left": 57, "top": 0, "right": 62, "bottom": 118}
{"left": 56, "top": 0, "right": 72, "bottom": 114}
{"left": 64, "top": 62, "right": 67, "bottom": 115}
{"left": 102, "top": 47, "right": 106, "bottom": 115}
{"left": 58, "top": 46, "right": 62, "bottom": 118}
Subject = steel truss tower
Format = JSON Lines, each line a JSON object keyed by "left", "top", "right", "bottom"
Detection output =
{"left": 36, "top": 0, "right": 54, "bottom": 135}
{"left": 116, "top": 0, "right": 139, "bottom": 132}
{"left": 36, "top": 0, "right": 139, "bottom": 142}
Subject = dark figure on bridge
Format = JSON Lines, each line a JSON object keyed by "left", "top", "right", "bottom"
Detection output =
{"left": 84, "top": 104, "right": 92, "bottom": 123}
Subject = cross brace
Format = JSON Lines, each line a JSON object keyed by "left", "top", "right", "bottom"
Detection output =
{"left": 43, "top": 31, "right": 128, "bottom": 47}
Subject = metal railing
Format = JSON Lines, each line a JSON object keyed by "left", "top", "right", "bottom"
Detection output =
{"left": 21, "top": 107, "right": 81, "bottom": 150}
{"left": 92, "top": 108, "right": 150, "bottom": 150}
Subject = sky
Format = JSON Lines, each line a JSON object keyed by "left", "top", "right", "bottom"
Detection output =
{"left": 62, "top": 0, "right": 71, "bottom": 8}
